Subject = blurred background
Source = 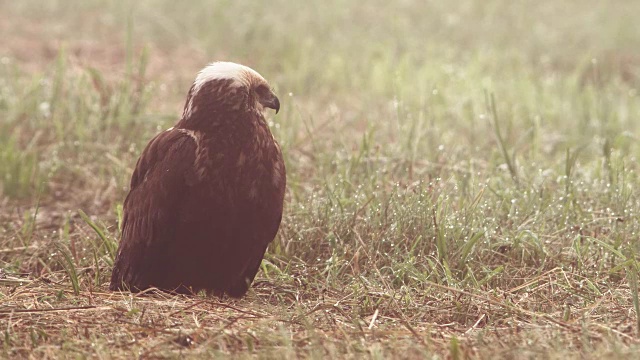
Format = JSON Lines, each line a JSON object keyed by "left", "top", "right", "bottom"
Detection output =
{"left": 5, "top": 1, "right": 640, "bottom": 98}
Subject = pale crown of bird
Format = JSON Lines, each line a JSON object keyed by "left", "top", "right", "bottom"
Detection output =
{"left": 193, "top": 61, "right": 267, "bottom": 93}
{"left": 182, "top": 61, "right": 279, "bottom": 121}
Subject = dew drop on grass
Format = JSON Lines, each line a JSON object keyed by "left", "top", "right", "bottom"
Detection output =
{"left": 39, "top": 102, "right": 51, "bottom": 117}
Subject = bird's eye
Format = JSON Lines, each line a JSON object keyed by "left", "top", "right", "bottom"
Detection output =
{"left": 255, "top": 85, "right": 270, "bottom": 96}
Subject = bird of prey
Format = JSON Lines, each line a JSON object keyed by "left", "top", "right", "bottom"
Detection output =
{"left": 109, "top": 61, "right": 285, "bottom": 297}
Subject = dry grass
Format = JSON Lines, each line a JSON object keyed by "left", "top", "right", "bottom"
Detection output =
{"left": 3, "top": 269, "right": 638, "bottom": 358}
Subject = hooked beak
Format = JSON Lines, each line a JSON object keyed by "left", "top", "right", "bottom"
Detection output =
{"left": 260, "top": 91, "right": 281, "bottom": 114}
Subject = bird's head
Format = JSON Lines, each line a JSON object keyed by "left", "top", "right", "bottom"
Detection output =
{"left": 181, "top": 62, "right": 280, "bottom": 122}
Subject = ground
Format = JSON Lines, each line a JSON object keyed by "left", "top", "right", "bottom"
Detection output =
{"left": 1, "top": 0, "right": 640, "bottom": 358}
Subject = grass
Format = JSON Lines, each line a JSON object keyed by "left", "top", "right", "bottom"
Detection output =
{"left": 1, "top": 0, "right": 640, "bottom": 358}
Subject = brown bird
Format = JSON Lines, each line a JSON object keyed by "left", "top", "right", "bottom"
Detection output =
{"left": 109, "top": 62, "right": 285, "bottom": 297}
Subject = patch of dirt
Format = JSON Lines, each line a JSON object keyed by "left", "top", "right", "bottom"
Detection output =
{"left": 0, "top": 8, "right": 208, "bottom": 84}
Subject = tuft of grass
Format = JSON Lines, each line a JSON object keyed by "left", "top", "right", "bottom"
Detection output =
{"left": 485, "top": 91, "right": 518, "bottom": 184}
{"left": 0, "top": 134, "right": 42, "bottom": 198}
{"left": 53, "top": 242, "right": 80, "bottom": 295}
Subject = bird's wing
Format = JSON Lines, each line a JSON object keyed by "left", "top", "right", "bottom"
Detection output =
{"left": 227, "top": 155, "right": 286, "bottom": 297}
{"left": 110, "top": 128, "right": 197, "bottom": 291}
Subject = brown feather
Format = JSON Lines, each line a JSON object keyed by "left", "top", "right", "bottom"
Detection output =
{"left": 110, "top": 62, "right": 285, "bottom": 297}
